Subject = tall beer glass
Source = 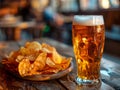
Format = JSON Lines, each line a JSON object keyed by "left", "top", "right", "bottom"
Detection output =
{"left": 72, "top": 15, "right": 105, "bottom": 85}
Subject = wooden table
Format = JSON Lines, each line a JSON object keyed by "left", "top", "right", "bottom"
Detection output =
{"left": 0, "top": 38, "right": 120, "bottom": 90}
{"left": 0, "top": 19, "right": 36, "bottom": 41}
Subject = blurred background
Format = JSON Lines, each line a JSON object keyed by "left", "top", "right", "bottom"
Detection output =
{"left": 0, "top": 0, "right": 120, "bottom": 58}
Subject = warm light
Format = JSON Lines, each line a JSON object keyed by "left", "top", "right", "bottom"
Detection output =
{"left": 100, "top": 0, "right": 110, "bottom": 9}
{"left": 82, "top": 37, "right": 87, "bottom": 43}
{"left": 110, "top": 0, "right": 119, "bottom": 8}
{"left": 80, "top": 0, "right": 89, "bottom": 10}
{"left": 31, "top": 0, "right": 49, "bottom": 12}
{"left": 97, "top": 26, "right": 102, "bottom": 33}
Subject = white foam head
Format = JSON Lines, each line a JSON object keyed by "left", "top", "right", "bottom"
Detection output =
{"left": 73, "top": 15, "right": 104, "bottom": 26}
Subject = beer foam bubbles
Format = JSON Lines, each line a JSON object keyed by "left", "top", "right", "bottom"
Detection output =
{"left": 73, "top": 15, "right": 104, "bottom": 26}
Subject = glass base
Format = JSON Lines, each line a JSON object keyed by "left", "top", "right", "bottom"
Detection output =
{"left": 76, "top": 77, "right": 101, "bottom": 85}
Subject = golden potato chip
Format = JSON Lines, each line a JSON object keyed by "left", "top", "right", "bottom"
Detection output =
{"left": 25, "top": 41, "right": 42, "bottom": 51}
{"left": 61, "top": 57, "right": 72, "bottom": 64}
{"left": 18, "top": 58, "right": 31, "bottom": 77}
{"left": 52, "top": 50, "right": 62, "bottom": 64}
{"left": 16, "top": 55, "right": 24, "bottom": 62}
{"left": 19, "top": 47, "right": 30, "bottom": 55}
{"left": 2, "top": 41, "right": 72, "bottom": 77}
{"left": 61, "top": 58, "right": 72, "bottom": 70}
{"left": 42, "top": 47, "right": 51, "bottom": 53}
{"left": 46, "top": 57, "right": 55, "bottom": 67}
{"left": 42, "top": 43, "right": 54, "bottom": 52}
{"left": 26, "top": 55, "right": 36, "bottom": 61}
{"left": 32, "top": 52, "right": 47, "bottom": 71}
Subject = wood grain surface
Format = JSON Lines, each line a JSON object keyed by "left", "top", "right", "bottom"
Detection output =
{"left": 0, "top": 38, "right": 115, "bottom": 90}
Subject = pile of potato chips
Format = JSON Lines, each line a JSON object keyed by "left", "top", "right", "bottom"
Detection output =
{"left": 2, "top": 41, "right": 72, "bottom": 77}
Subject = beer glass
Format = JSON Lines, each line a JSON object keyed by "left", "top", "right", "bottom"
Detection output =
{"left": 72, "top": 15, "right": 105, "bottom": 85}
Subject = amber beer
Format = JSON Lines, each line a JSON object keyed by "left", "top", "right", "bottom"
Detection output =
{"left": 72, "top": 15, "right": 105, "bottom": 85}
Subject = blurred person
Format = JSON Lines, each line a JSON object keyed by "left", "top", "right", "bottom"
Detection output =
{"left": 29, "top": 0, "right": 50, "bottom": 38}
{"left": 28, "top": 0, "right": 49, "bottom": 38}
{"left": 16, "top": 0, "right": 43, "bottom": 39}
{"left": 29, "top": 0, "right": 64, "bottom": 39}
{"left": 43, "top": 0, "right": 69, "bottom": 42}
{"left": 43, "top": 0, "right": 64, "bottom": 26}
{"left": 17, "top": 0, "right": 34, "bottom": 21}
{"left": 31, "top": 0, "right": 49, "bottom": 13}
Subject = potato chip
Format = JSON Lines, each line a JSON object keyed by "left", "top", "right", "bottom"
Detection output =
{"left": 61, "top": 58, "right": 72, "bottom": 70}
{"left": 52, "top": 50, "right": 62, "bottom": 64}
{"left": 26, "top": 55, "right": 36, "bottom": 61}
{"left": 32, "top": 52, "right": 46, "bottom": 71}
{"left": 2, "top": 41, "right": 72, "bottom": 77}
{"left": 46, "top": 57, "right": 55, "bottom": 67}
{"left": 42, "top": 47, "right": 51, "bottom": 53}
{"left": 42, "top": 43, "right": 54, "bottom": 52}
{"left": 25, "top": 41, "right": 42, "bottom": 51}
{"left": 16, "top": 55, "right": 24, "bottom": 62}
{"left": 18, "top": 58, "right": 31, "bottom": 77}
{"left": 19, "top": 47, "right": 30, "bottom": 55}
